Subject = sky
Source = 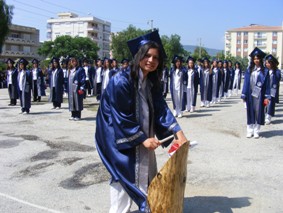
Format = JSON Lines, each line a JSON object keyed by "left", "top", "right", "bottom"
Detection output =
{"left": 5, "top": 0, "right": 283, "bottom": 50}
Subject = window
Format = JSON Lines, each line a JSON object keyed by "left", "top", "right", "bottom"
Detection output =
{"left": 23, "top": 46, "right": 31, "bottom": 53}
{"left": 55, "top": 32, "right": 60, "bottom": 37}
{"left": 237, "top": 48, "right": 241, "bottom": 52}
{"left": 11, "top": 33, "right": 20, "bottom": 38}
{"left": 78, "top": 32, "right": 84, "bottom": 37}
{"left": 11, "top": 45, "right": 19, "bottom": 51}
{"left": 244, "top": 40, "right": 248, "bottom": 44}
{"left": 23, "top": 33, "right": 31, "bottom": 40}
{"left": 272, "top": 32, "right": 277, "bottom": 37}
{"left": 272, "top": 40, "right": 277, "bottom": 44}
{"left": 237, "top": 40, "right": 241, "bottom": 44}
{"left": 237, "top": 32, "right": 241, "bottom": 36}
{"left": 272, "top": 48, "right": 277, "bottom": 52}
{"left": 244, "top": 48, "right": 248, "bottom": 52}
{"left": 244, "top": 32, "right": 248, "bottom": 36}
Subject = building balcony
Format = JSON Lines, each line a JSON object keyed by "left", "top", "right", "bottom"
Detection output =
{"left": 5, "top": 37, "right": 38, "bottom": 46}
{"left": 254, "top": 43, "right": 266, "bottom": 48}
{"left": 87, "top": 26, "right": 99, "bottom": 32}
{"left": 254, "top": 35, "right": 266, "bottom": 40}
{"left": 1, "top": 50, "right": 39, "bottom": 58}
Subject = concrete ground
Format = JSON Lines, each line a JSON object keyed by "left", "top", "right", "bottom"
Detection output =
{"left": 0, "top": 84, "right": 282, "bottom": 213}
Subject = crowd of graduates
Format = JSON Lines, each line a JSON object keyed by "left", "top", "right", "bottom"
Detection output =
{"left": 3, "top": 46, "right": 281, "bottom": 138}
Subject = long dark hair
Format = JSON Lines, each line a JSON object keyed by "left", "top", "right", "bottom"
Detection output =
{"left": 130, "top": 41, "right": 164, "bottom": 89}
{"left": 249, "top": 55, "right": 264, "bottom": 72}
{"left": 266, "top": 59, "right": 278, "bottom": 71}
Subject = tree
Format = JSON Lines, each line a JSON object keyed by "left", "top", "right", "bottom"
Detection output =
{"left": 191, "top": 46, "right": 209, "bottom": 60}
{"left": 111, "top": 25, "right": 148, "bottom": 61}
{"left": 0, "top": 0, "right": 14, "bottom": 52}
{"left": 38, "top": 35, "right": 99, "bottom": 60}
{"left": 161, "top": 34, "right": 186, "bottom": 66}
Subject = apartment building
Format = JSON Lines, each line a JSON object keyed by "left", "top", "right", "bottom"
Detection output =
{"left": 47, "top": 12, "right": 111, "bottom": 58}
{"left": 0, "top": 24, "right": 40, "bottom": 61}
{"left": 225, "top": 24, "right": 283, "bottom": 68}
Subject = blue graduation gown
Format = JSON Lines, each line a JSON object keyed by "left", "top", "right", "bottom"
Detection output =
{"left": 17, "top": 70, "right": 32, "bottom": 110}
{"left": 241, "top": 68, "right": 270, "bottom": 125}
{"left": 7, "top": 68, "right": 19, "bottom": 99}
{"left": 95, "top": 71, "right": 181, "bottom": 212}
{"left": 182, "top": 68, "right": 199, "bottom": 109}
{"left": 32, "top": 68, "right": 46, "bottom": 96}
{"left": 267, "top": 69, "right": 281, "bottom": 116}
{"left": 169, "top": 67, "right": 186, "bottom": 109}
{"left": 48, "top": 68, "right": 64, "bottom": 103}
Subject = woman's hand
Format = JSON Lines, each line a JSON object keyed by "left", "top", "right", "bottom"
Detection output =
{"left": 173, "top": 130, "right": 188, "bottom": 146}
{"left": 143, "top": 138, "right": 161, "bottom": 150}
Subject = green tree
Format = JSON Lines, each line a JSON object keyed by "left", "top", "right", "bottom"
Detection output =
{"left": 0, "top": 0, "right": 14, "bottom": 52}
{"left": 111, "top": 25, "right": 148, "bottom": 61}
{"left": 38, "top": 35, "right": 99, "bottom": 60}
{"left": 192, "top": 46, "right": 210, "bottom": 60}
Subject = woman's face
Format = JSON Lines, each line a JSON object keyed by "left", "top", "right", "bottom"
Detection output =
{"left": 19, "top": 63, "right": 24, "bottom": 70}
{"left": 71, "top": 59, "right": 77, "bottom": 67}
{"left": 265, "top": 60, "right": 271, "bottom": 69}
{"left": 53, "top": 62, "right": 58, "bottom": 68}
{"left": 139, "top": 48, "right": 159, "bottom": 75}
{"left": 188, "top": 60, "right": 194, "bottom": 69}
{"left": 253, "top": 56, "right": 261, "bottom": 67}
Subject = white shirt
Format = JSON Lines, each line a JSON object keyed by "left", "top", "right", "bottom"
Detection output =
{"left": 63, "top": 69, "right": 68, "bottom": 78}
{"left": 173, "top": 69, "right": 181, "bottom": 91}
{"left": 19, "top": 70, "right": 24, "bottom": 91}
{"left": 7, "top": 70, "right": 12, "bottom": 84}
{"left": 52, "top": 69, "right": 58, "bottom": 88}
{"left": 84, "top": 66, "right": 89, "bottom": 80}
{"left": 102, "top": 69, "right": 110, "bottom": 90}
{"left": 187, "top": 69, "right": 193, "bottom": 89}
{"left": 235, "top": 68, "right": 240, "bottom": 77}
{"left": 96, "top": 67, "right": 102, "bottom": 83}
{"left": 32, "top": 69, "right": 37, "bottom": 80}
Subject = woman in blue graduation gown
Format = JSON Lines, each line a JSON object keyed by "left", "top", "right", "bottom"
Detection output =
{"left": 6, "top": 58, "right": 18, "bottom": 106}
{"left": 232, "top": 62, "right": 242, "bottom": 95}
{"left": 31, "top": 59, "right": 46, "bottom": 102}
{"left": 68, "top": 57, "right": 86, "bottom": 121}
{"left": 95, "top": 30, "right": 187, "bottom": 213}
{"left": 265, "top": 54, "right": 281, "bottom": 124}
{"left": 200, "top": 58, "right": 213, "bottom": 107}
{"left": 241, "top": 47, "right": 270, "bottom": 138}
{"left": 17, "top": 58, "right": 32, "bottom": 114}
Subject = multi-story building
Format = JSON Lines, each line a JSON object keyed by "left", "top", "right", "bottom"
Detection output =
{"left": 225, "top": 24, "right": 283, "bottom": 68}
{"left": 47, "top": 12, "right": 111, "bottom": 58}
{"left": 0, "top": 24, "right": 40, "bottom": 62}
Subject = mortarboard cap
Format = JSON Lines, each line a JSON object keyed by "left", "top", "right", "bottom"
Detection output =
{"left": 186, "top": 56, "right": 195, "bottom": 63}
{"left": 82, "top": 58, "right": 89, "bottom": 63}
{"left": 32, "top": 58, "right": 39, "bottom": 64}
{"left": 172, "top": 55, "right": 183, "bottom": 63}
{"left": 127, "top": 30, "right": 166, "bottom": 58}
{"left": 51, "top": 57, "right": 60, "bottom": 64}
{"left": 223, "top": 60, "right": 228, "bottom": 64}
{"left": 121, "top": 58, "right": 129, "bottom": 64}
{"left": 5, "top": 58, "right": 15, "bottom": 64}
{"left": 249, "top": 47, "right": 266, "bottom": 58}
{"left": 19, "top": 58, "right": 28, "bottom": 66}
{"left": 202, "top": 57, "right": 210, "bottom": 63}
{"left": 235, "top": 61, "right": 241, "bottom": 66}
{"left": 265, "top": 54, "right": 279, "bottom": 66}
{"left": 197, "top": 58, "right": 203, "bottom": 63}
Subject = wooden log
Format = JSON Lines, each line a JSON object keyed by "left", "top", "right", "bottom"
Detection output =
{"left": 147, "top": 141, "right": 189, "bottom": 213}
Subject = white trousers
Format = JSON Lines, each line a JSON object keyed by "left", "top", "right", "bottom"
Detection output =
{"left": 109, "top": 181, "right": 132, "bottom": 213}
{"left": 247, "top": 124, "right": 260, "bottom": 135}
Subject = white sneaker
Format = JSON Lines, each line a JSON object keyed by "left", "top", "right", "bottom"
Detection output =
{"left": 173, "top": 110, "right": 177, "bottom": 117}
{"left": 246, "top": 133, "right": 253, "bottom": 138}
{"left": 23, "top": 112, "right": 27, "bottom": 115}
{"left": 265, "top": 119, "right": 271, "bottom": 125}
{"left": 74, "top": 117, "right": 81, "bottom": 121}
{"left": 69, "top": 117, "right": 74, "bottom": 120}
{"left": 55, "top": 107, "right": 60, "bottom": 110}
{"left": 254, "top": 133, "right": 259, "bottom": 139}
{"left": 177, "top": 114, "right": 182, "bottom": 118}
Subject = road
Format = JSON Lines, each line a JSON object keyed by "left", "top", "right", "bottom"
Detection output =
{"left": 0, "top": 84, "right": 282, "bottom": 213}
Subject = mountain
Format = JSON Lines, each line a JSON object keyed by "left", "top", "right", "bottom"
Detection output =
{"left": 183, "top": 45, "right": 223, "bottom": 56}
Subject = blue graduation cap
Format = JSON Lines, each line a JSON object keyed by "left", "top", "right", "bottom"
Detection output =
{"left": 19, "top": 58, "right": 28, "bottom": 66}
{"left": 5, "top": 58, "right": 15, "bottom": 64}
{"left": 51, "top": 57, "right": 60, "bottom": 64}
{"left": 82, "top": 58, "right": 89, "bottom": 63}
{"left": 197, "top": 58, "right": 203, "bottom": 63}
{"left": 249, "top": 47, "right": 266, "bottom": 58}
{"left": 186, "top": 56, "right": 195, "bottom": 63}
{"left": 223, "top": 60, "right": 228, "bottom": 64}
{"left": 202, "top": 57, "right": 210, "bottom": 63}
{"left": 127, "top": 30, "right": 166, "bottom": 58}
{"left": 265, "top": 54, "right": 279, "bottom": 66}
{"left": 172, "top": 55, "right": 183, "bottom": 63}
{"left": 121, "top": 58, "right": 129, "bottom": 64}
{"left": 32, "top": 58, "right": 39, "bottom": 64}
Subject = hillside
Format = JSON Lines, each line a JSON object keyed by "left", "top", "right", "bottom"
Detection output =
{"left": 183, "top": 45, "right": 223, "bottom": 57}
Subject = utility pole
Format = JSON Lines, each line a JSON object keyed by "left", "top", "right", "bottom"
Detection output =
{"left": 147, "top": 20, "right": 153, "bottom": 31}
{"left": 199, "top": 38, "right": 202, "bottom": 58}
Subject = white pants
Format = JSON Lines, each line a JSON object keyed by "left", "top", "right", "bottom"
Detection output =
{"left": 247, "top": 124, "right": 260, "bottom": 135}
{"left": 186, "top": 88, "right": 192, "bottom": 111}
{"left": 109, "top": 181, "right": 132, "bottom": 213}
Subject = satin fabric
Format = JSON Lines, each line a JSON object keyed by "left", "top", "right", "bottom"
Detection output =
{"left": 95, "top": 71, "right": 181, "bottom": 212}
{"left": 241, "top": 67, "right": 270, "bottom": 125}
{"left": 267, "top": 69, "right": 281, "bottom": 116}
{"left": 48, "top": 68, "right": 64, "bottom": 103}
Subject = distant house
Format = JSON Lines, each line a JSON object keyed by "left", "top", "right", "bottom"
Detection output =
{"left": 0, "top": 24, "right": 40, "bottom": 62}
{"left": 47, "top": 12, "right": 111, "bottom": 58}
{"left": 225, "top": 24, "right": 283, "bottom": 68}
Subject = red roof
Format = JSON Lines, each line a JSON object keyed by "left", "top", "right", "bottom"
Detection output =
{"left": 227, "top": 24, "right": 283, "bottom": 32}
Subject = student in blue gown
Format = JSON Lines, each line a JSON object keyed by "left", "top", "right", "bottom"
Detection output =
{"left": 241, "top": 47, "right": 270, "bottom": 138}
{"left": 111, "top": 58, "right": 120, "bottom": 73}
{"left": 48, "top": 57, "right": 64, "bottom": 109}
{"left": 228, "top": 60, "right": 234, "bottom": 97}
{"left": 17, "top": 58, "right": 32, "bottom": 114}
{"left": 200, "top": 57, "right": 213, "bottom": 107}
{"left": 161, "top": 64, "right": 169, "bottom": 98}
{"left": 232, "top": 61, "right": 242, "bottom": 95}
{"left": 222, "top": 60, "right": 230, "bottom": 98}
{"left": 264, "top": 54, "right": 281, "bottom": 125}
{"left": 82, "top": 58, "right": 94, "bottom": 97}
{"left": 120, "top": 58, "right": 130, "bottom": 73}
{"left": 31, "top": 59, "right": 45, "bottom": 102}
{"left": 68, "top": 57, "right": 86, "bottom": 121}
{"left": 6, "top": 58, "right": 18, "bottom": 106}
{"left": 61, "top": 58, "right": 69, "bottom": 98}
{"left": 183, "top": 56, "right": 199, "bottom": 112}
{"left": 170, "top": 55, "right": 186, "bottom": 118}
{"left": 95, "top": 30, "right": 188, "bottom": 213}
{"left": 94, "top": 58, "right": 103, "bottom": 101}
{"left": 211, "top": 59, "right": 221, "bottom": 104}
{"left": 101, "top": 57, "right": 114, "bottom": 96}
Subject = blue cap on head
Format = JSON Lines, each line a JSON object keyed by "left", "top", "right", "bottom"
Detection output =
{"left": 127, "top": 30, "right": 166, "bottom": 58}
{"left": 121, "top": 58, "right": 129, "bottom": 64}
{"left": 19, "top": 58, "right": 28, "bottom": 66}
{"left": 5, "top": 58, "right": 15, "bottom": 64}
{"left": 265, "top": 54, "right": 279, "bottom": 66}
{"left": 249, "top": 47, "right": 266, "bottom": 58}
{"left": 32, "top": 58, "right": 39, "bottom": 64}
{"left": 186, "top": 56, "right": 195, "bottom": 63}
{"left": 172, "top": 55, "right": 183, "bottom": 63}
{"left": 203, "top": 57, "right": 210, "bottom": 63}
{"left": 51, "top": 57, "right": 60, "bottom": 64}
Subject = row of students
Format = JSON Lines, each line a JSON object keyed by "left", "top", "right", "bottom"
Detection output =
{"left": 166, "top": 55, "right": 243, "bottom": 117}
{"left": 241, "top": 47, "right": 281, "bottom": 138}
